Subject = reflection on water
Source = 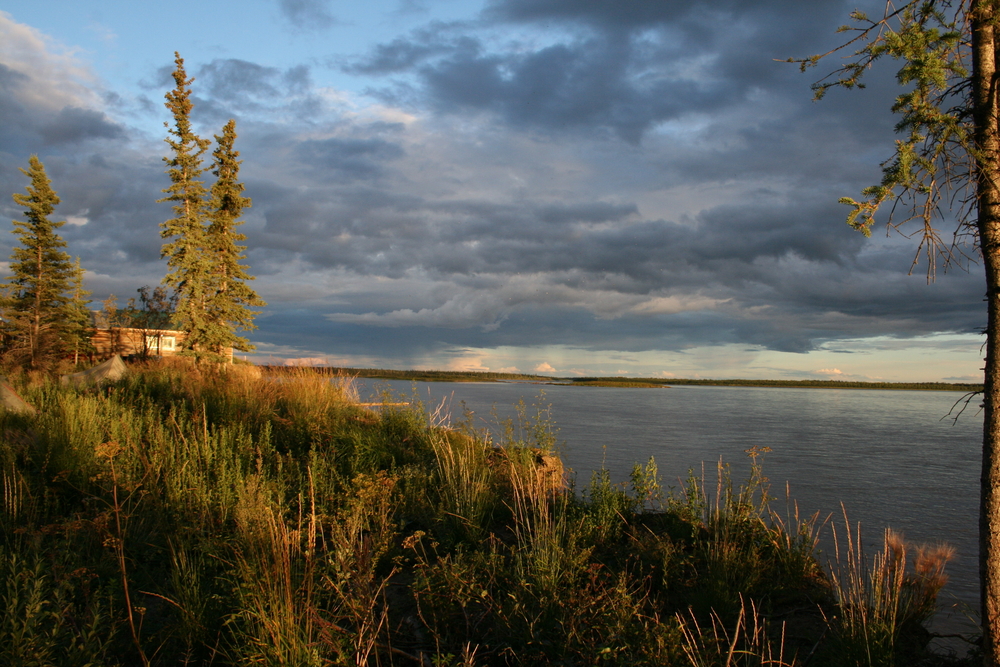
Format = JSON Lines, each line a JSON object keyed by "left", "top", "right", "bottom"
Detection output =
{"left": 359, "top": 379, "right": 982, "bottom": 638}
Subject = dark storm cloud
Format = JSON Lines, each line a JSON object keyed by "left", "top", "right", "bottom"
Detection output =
{"left": 277, "top": 164, "right": 981, "bottom": 357}
{"left": 420, "top": 36, "right": 726, "bottom": 143}
{"left": 349, "top": 0, "right": 877, "bottom": 143}
{"left": 310, "top": 258, "right": 982, "bottom": 359}
{"left": 486, "top": 0, "right": 691, "bottom": 27}
{"left": 1, "top": 6, "right": 982, "bottom": 372}
{"left": 353, "top": 28, "right": 735, "bottom": 142}
{"left": 294, "top": 137, "right": 405, "bottom": 180}
{"left": 140, "top": 64, "right": 177, "bottom": 90}
{"left": 344, "top": 26, "right": 478, "bottom": 75}
{"left": 199, "top": 60, "right": 285, "bottom": 101}
{"left": 197, "top": 60, "right": 312, "bottom": 103}
{"left": 539, "top": 202, "right": 637, "bottom": 224}
{"left": 222, "top": 5, "right": 979, "bottom": 361}
{"left": 253, "top": 149, "right": 809, "bottom": 286}
{"left": 39, "top": 106, "right": 125, "bottom": 145}
{"left": 485, "top": 0, "right": 845, "bottom": 30}
{"left": 314, "top": 140, "right": 974, "bottom": 348}
{"left": 14, "top": 153, "right": 166, "bottom": 259}
{"left": 0, "top": 64, "right": 35, "bottom": 153}
{"left": 691, "top": 201, "right": 866, "bottom": 265}
{"left": 0, "top": 61, "right": 28, "bottom": 87}
{"left": 278, "top": 0, "right": 336, "bottom": 30}
{"left": 310, "top": 263, "right": 981, "bottom": 359}
{"left": 191, "top": 59, "right": 321, "bottom": 123}
{"left": 283, "top": 65, "right": 312, "bottom": 94}
{"left": 265, "top": 195, "right": 660, "bottom": 281}
{"left": 342, "top": 195, "right": 856, "bottom": 286}
{"left": 0, "top": 64, "right": 125, "bottom": 151}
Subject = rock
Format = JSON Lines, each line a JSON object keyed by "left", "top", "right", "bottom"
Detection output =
{"left": 0, "top": 380, "right": 36, "bottom": 415}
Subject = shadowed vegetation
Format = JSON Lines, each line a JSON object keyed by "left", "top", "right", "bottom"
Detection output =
{"left": 0, "top": 363, "right": 970, "bottom": 665}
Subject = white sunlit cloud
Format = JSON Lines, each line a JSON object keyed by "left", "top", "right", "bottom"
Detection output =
{"left": 0, "top": 12, "right": 106, "bottom": 113}
{"left": 65, "top": 210, "right": 89, "bottom": 226}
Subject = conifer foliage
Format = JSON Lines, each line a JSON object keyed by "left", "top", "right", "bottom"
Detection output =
{"left": 159, "top": 53, "right": 264, "bottom": 363}
{"left": 66, "top": 257, "right": 94, "bottom": 365}
{"left": 206, "top": 119, "right": 265, "bottom": 358}
{"left": 160, "top": 53, "right": 266, "bottom": 362}
{"left": 159, "top": 52, "right": 213, "bottom": 359}
{"left": 2, "top": 156, "right": 81, "bottom": 369}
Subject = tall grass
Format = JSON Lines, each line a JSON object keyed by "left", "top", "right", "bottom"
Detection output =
{"left": 0, "top": 361, "right": 965, "bottom": 665}
{"left": 676, "top": 598, "right": 793, "bottom": 667}
{"left": 823, "top": 512, "right": 956, "bottom": 665}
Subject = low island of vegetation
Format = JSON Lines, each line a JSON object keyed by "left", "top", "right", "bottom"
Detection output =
{"left": 0, "top": 362, "right": 972, "bottom": 665}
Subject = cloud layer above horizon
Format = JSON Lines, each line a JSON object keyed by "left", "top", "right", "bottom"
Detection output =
{"left": 0, "top": 1, "right": 985, "bottom": 381}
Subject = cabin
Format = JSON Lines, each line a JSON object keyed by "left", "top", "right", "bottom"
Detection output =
{"left": 88, "top": 311, "right": 232, "bottom": 361}
{"left": 90, "top": 325, "right": 185, "bottom": 359}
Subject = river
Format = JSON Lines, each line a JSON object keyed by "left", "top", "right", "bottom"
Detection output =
{"left": 358, "top": 379, "right": 982, "bottom": 641}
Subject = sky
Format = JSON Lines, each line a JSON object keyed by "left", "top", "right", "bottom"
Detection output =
{"left": 0, "top": 0, "right": 986, "bottom": 381}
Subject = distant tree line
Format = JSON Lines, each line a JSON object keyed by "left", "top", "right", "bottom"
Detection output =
{"left": 573, "top": 377, "right": 984, "bottom": 392}
{"left": 1, "top": 52, "right": 264, "bottom": 370}
{"left": 310, "top": 367, "right": 552, "bottom": 383}
{"left": 312, "top": 368, "right": 982, "bottom": 392}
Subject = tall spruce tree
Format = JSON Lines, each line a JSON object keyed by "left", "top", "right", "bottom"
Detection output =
{"left": 158, "top": 52, "right": 213, "bottom": 362}
{"left": 65, "top": 257, "right": 93, "bottom": 366}
{"left": 3, "top": 156, "right": 76, "bottom": 369}
{"left": 204, "top": 119, "right": 265, "bottom": 360}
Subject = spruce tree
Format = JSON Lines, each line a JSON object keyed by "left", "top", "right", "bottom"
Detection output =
{"left": 3, "top": 156, "right": 76, "bottom": 369}
{"left": 65, "top": 257, "right": 94, "bottom": 366}
{"left": 158, "top": 52, "right": 212, "bottom": 362}
{"left": 205, "top": 119, "right": 266, "bottom": 360}
{"left": 797, "top": 2, "right": 1000, "bottom": 659}
{"left": 101, "top": 294, "right": 124, "bottom": 357}
{"left": 124, "top": 286, "right": 177, "bottom": 359}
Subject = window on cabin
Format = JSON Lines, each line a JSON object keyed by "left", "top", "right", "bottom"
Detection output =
{"left": 145, "top": 335, "right": 177, "bottom": 352}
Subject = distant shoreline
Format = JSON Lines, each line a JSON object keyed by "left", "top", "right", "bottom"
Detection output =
{"left": 263, "top": 366, "right": 983, "bottom": 392}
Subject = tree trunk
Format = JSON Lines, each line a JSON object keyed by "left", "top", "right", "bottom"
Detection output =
{"left": 973, "top": 4, "right": 1000, "bottom": 663}
{"left": 33, "top": 244, "right": 42, "bottom": 369}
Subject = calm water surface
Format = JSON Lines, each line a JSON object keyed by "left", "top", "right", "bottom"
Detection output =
{"left": 359, "top": 380, "right": 982, "bottom": 632}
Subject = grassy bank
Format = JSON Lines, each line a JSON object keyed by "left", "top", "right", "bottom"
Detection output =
{"left": 0, "top": 363, "right": 972, "bottom": 665}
